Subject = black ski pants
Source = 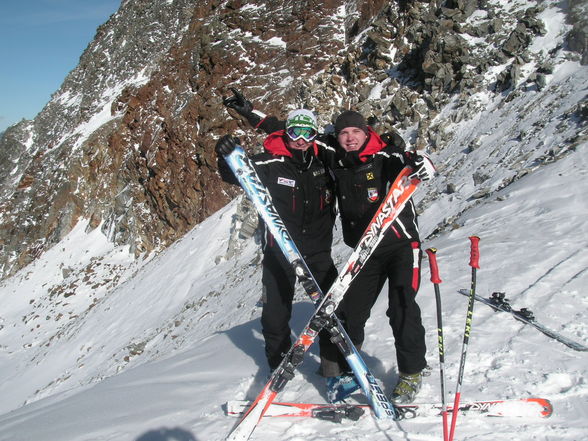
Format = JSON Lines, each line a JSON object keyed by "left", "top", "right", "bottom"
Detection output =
{"left": 319, "top": 239, "right": 427, "bottom": 377}
{"left": 260, "top": 248, "right": 338, "bottom": 370}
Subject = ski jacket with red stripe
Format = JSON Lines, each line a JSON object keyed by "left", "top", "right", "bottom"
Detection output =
{"left": 316, "top": 129, "right": 420, "bottom": 248}
{"left": 218, "top": 132, "right": 336, "bottom": 258}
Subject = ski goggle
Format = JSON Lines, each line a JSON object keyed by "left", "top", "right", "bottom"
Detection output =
{"left": 286, "top": 126, "right": 317, "bottom": 142}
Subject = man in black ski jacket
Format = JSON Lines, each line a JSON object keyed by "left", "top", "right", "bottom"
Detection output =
{"left": 222, "top": 89, "right": 435, "bottom": 404}
{"left": 215, "top": 109, "right": 338, "bottom": 373}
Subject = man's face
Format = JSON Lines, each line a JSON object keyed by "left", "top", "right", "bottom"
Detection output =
{"left": 337, "top": 127, "right": 367, "bottom": 152}
{"left": 286, "top": 137, "right": 313, "bottom": 151}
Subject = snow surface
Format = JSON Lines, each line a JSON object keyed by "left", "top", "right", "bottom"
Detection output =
{"left": 1, "top": 12, "right": 588, "bottom": 441}
{"left": 1, "top": 86, "right": 587, "bottom": 441}
{"left": 2, "top": 145, "right": 587, "bottom": 440}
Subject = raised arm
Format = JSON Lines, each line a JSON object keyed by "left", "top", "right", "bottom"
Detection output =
{"left": 222, "top": 88, "right": 284, "bottom": 134}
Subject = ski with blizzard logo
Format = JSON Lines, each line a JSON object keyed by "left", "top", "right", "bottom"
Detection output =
{"left": 224, "top": 145, "right": 419, "bottom": 441}
{"left": 226, "top": 397, "right": 553, "bottom": 421}
{"left": 457, "top": 290, "right": 588, "bottom": 352}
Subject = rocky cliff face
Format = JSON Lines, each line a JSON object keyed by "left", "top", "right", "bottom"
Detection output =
{"left": 0, "top": 0, "right": 199, "bottom": 277}
{"left": 0, "top": 0, "right": 586, "bottom": 280}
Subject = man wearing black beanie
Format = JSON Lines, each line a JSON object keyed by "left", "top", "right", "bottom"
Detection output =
{"left": 318, "top": 108, "right": 435, "bottom": 405}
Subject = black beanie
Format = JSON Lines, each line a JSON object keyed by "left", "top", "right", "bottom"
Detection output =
{"left": 334, "top": 110, "right": 368, "bottom": 134}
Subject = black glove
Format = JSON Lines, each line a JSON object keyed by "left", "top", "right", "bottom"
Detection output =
{"left": 215, "top": 135, "right": 240, "bottom": 156}
{"left": 223, "top": 88, "right": 253, "bottom": 116}
{"left": 380, "top": 130, "right": 406, "bottom": 150}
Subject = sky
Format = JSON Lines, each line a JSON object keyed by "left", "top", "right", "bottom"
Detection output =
{"left": 0, "top": 1, "right": 121, "bottom": 133}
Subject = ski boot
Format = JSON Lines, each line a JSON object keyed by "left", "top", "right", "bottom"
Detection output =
{"left": 391, "top": 371, "right": 423, "bottom": 404}
{"left": 326, "top": 372, "right": 361, "bottom": 403}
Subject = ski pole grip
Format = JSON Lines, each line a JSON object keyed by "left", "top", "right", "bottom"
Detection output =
{"left": 469, "top": 236, "right": 480, "bottom": 269}
{"left": 425, "top": 248, "right": 442, "bottom": 284}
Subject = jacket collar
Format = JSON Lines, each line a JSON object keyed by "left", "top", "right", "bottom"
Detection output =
{"left": 357, "top": 127, "right": 387, "bottom": 161}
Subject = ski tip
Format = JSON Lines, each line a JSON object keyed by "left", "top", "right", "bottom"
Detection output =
{"left": 531, "top": 398, "right": 554, "bottom": 418}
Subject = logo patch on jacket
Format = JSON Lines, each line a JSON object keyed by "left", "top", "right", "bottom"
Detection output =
{"left": 367, "top": 187, "right": 379, "bottom": 202}
{"left": 366, "top": 172, "right": 375, "bottom": 180}
{"left": 277, "top": 177, "right": 296, "bottom": 187}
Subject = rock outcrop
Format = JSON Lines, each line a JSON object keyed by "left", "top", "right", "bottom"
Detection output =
{"left": 0, "top": 0, "right": 584, "bottom": 279}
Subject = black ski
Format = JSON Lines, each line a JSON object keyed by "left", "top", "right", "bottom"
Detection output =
{"left": 457, "top": 290, "right": 588, "bottom": 352}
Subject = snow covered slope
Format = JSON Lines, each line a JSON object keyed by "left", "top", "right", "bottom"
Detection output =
{"left": 0, "top": 62, "right": 587, "bottom": 440}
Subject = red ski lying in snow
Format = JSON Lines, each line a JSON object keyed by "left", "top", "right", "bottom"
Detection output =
{"left": 225, "top": 397, "right": 553, "bottom": 422}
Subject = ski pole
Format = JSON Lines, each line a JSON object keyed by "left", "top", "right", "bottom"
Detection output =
{"left": 448, "top": 236, "right": 480, "bottom": 441}
{"left": 425, "top": 248, "right": 448, "bottom": 441}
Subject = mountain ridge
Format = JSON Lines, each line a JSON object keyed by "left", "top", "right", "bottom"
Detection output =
{"left": 2, "top": 0, "right": 585, "bottom": 280}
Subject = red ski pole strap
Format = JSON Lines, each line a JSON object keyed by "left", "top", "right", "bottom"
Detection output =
{"left": 469, "top": 236, "right": 480, "bottom": 269}
{"left": 425, "top": 248, "right": 442, "bottom": 284}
